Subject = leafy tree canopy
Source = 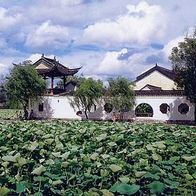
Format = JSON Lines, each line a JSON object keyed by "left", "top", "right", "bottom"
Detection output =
{"left": 106, "top": 77, "right": 135, "bottom": 114}
{"left": 170, "top": 29, "right": 196, "bottom": 122}
{"left": 6, "top": 63, "right": 46, "bottom": 110}
{"left": 72, "top": 78, "right": 103, "bottom": 119}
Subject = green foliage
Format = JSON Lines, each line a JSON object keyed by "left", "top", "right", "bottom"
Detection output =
{"left": 135, "top": 103, "right": 153, "bottom": 117}
{"left": 170, "top": 29, "right": 196, "bottom": 122}
{"left": 110, "top": 183, "right": 140, "bottom": 195}
{"left": 106, "top": 77, "right": 135, "bottom": 114}
{"left": 56, "top": 75, "right": 81, "bottom": 89}
{"left": 0, "top": 85, "right": 6, "bottom": 107}
{"left": 0, "top": 109, "right": 22, "bottom": 120}
{"left": 72, "top": 78, "right": 103, "bottom": 119}
{"left": 6, "top": 64, "right": 46, "bottom": 108}
{"left": 0, "top": 121, "right": 195, "bottom": 195}
{"left": 135, "top": 103, "right": 152, "bottom": 113}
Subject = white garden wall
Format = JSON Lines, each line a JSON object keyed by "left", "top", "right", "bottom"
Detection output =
{"left": 135, "top": 96, "right": 194, "bottom": 121}
{"left": 32, "top": 95, "right": 195, "bottom": 121}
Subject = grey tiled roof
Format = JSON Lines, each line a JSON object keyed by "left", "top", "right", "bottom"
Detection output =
{"left": 135, "top": 64, "right": 176, "bottom": 82}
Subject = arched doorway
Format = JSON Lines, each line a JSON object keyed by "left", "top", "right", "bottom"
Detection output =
{"left": 135, "top": 103, "right": 153, "bottom": 117}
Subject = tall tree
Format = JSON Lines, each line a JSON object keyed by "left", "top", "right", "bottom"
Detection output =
{"left": 106, "top": 77, "right": 135, "bottom": 120}
{"left": 6, "top": 63, "right": 46, "bottom": 118}
{"left": 170, "top": 30, "right": 196, "bottom": 123}
{"left": 72, "top": 78, "right": 103, "bottom": 119}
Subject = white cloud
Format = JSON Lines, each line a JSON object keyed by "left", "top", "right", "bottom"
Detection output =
{"left": 163, "top": 36, "right": 184, "bottom": 58}
{"left": 28, "top": 53, "right": 42, "bottom": 63}
{"left": 42, "top": 0, "right": 83, "bottom": 6}
{"left": 28, "top": 53, "right": 56, "bottom": 63}
{"left": 80, "top": 1, "right": 167, "bottom": 48}
{"left": 0, "top": 7, "right": 21, "bottom": 32}
{"left": 96, "top": 49, "right": 128, "bottom": 75}
{"left": 0, "top": 63, "right": 8, "bottom": 75}
{"left": 25, "top": 21, "right": 70, "bottom": 49}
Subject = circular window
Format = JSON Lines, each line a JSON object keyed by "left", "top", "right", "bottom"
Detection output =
{"left": 104, "top": 103, "right": 113, "bottom": 113}
{"left": 76, "top": 111, "right": 82, "bottom": 116}
{"left": 135, "top": 103, "right": 153, "bottom": 117}
{"left": 178, "top": 103, "right": 189, "bottom": 114}
{"left": 160, "top": 103, "right": 170, "bottom": 114}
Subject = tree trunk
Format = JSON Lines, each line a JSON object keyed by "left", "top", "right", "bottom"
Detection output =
{"left": 120, "top": 112, "right": 124, "bottom": 121}
{"left": 23, "top": 105, "right": 28, "bottom": 120}
{"left": 194, "top": 103, "right": 196, "bottom": 125}
{"left": 84, "top": 109, "right": 88, "bottom": 120}
{"left": 23, "top": 100, "right": 29, "bottom": 120}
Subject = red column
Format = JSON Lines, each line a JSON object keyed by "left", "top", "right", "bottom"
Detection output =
{"left": 51, "top": 77, "right": 54, "bottom": 95}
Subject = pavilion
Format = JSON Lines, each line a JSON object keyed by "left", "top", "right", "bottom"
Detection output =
{"left": 33, "top": 54, "right": 81, "bottom": 95}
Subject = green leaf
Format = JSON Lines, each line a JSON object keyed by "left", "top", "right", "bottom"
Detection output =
{"left": 181, "top": 155, "right": 195, "bottom": 161}
{"left": 100, "top": 189, "right": 114, "bottom": 196}
{"left": 184, "top": 174, "right": 193, "bottom": 180}
{"left": 29, "top": 141, "right": 39, "bottom": 151}
{"left": 148, "top": 181, "right": 165, "bottom": 194}
{"left": 163, "top": 178, "right": 180, "bottom": 188}
{"left": 45, "top": 139, "right": 54, "bottom": 145}
{"left": 153, "top": 141, "right": 166, "bottom": 149}
{"left": 108, "top": 142, "right": 117, "bottom": 147}
{"left": 119, "top": 176, "right": 130, "bottom": 183}
{"left": 143, "top": 173, "right": 160, "bottom": 180}
{"left": 101, "top": 154, "right": 110, "bottom": 159}
{"left": 90, "top": 153, "right": 99, "bottom": 160}
{"left": 52, "top": 179, "right": 63, "bottom": 186}
{"left": 31, "top": 165, "right": 46, "bottom": 175}
{"left": 2, "top": 155, "right": 16, "bottom": 162}
{"left": 16, "top": 157, "right": 27, "bottom": 166}
{"left": 60, "top": 151, "right": 70, "bottom": 160}
{"left": 152, "top": 153, "right": 161, "bottom": 161}
{"left": 135, "top": 171, "right": 146, "bottom": 178}
{"left": 109, "top": 164, "right": 122, "bottom": 172}
{"left": 16, "top": 182, "right": 25, "bottom": 193}
{"left": 110, "top": 183, "right": 140, "bottom": 195}
{"left": 2, "top": 153, "right": 20, "bottom": 162}
{"left": 146, "top": 144, "right": 154, "bottom": 151}
{"left": 32, "top": 192, "right": 43, "bottom": 196}
{"left": 0, "top": 186, "right": 10, "bottom": 196}
{"left": 55, "top": 142, "right": 64, "bottom": 150}
{"left": 96, "top": 133, "right": 107, "bottom": 141}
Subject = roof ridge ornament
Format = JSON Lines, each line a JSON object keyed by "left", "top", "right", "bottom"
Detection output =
{"left": 41, "top": 54, "right": 44, "bottom": 58}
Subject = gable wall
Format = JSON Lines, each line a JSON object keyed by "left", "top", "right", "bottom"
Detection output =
{"left": 134, "top": 71, "right": 176, "bottom": 90}
{"left": 35, "top": 63, "right": 49, "bottom": 70}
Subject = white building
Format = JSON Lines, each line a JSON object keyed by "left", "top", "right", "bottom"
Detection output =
{"left": 32, "top": 56, "right": 195, "bottom": 122}
{"left": 133, "top": 64, "right": 194, "bottom": 122}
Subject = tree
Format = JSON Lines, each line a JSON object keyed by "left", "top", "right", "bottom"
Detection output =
{"left": 170, "top": 30, "right": 196, "bottom": 123}
{"left": 56, "top": 75, "right": 81, "bottom": 89}
{"left": 106, "top": 77, "right": 135, "bottom": 120}
{"left": 72, "top": 78, "right": 103, "bottom": 119}
{"left": 0, "top": 75, "right": 6, "bottom": 107}
{"left": 6, "top": 63, "right": 46, "bottom": 119}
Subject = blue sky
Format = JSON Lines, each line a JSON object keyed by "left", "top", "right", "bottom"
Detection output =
{"left": 0, "top": 0, "right": 196, "bottom": 80}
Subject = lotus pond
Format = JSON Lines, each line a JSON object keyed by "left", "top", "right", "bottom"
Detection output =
{"left": 0, "top": 120, "right": 195, "bottom": 195}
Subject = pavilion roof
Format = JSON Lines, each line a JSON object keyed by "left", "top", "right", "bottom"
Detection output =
{"left": 34, "top": 55, "right": 81, "bottom": 77}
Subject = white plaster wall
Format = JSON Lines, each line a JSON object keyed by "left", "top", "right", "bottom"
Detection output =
{"left": 135, "top": 96, "right": 194, "bottom": 121}
{"left": 33, "top": 96, "right": 81, "bottom": 120}
{"left": 32, "top": 95, "right": 195, "bottom": 121}
{"left": 134, "top": 71, "right": 176, "bottom": 90}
